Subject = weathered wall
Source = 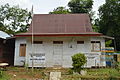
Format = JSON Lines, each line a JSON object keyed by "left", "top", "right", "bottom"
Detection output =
{"left": 14, "top": 37, "right": 26, "bottom": 66}
{"left": 14, "top": 36, "right": 106, "bottom": 68}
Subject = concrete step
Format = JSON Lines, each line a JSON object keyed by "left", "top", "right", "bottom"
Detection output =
{"left": 49, "top": 72, "right": 61, "bottom": 80}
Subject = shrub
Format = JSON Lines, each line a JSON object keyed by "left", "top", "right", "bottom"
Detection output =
{"left": 0, "top": 70, "right": 3, "bottom": 78}
{"left": 116, "top": 62, "right": 120, "bottom": 72}
{"left": 68, "top": 69, "right": 73, "bottom": 74}
{"left": 72, "top": 53, "right": 87, "bottom": 73}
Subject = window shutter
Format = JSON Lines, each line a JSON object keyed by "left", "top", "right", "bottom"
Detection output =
{"left": 19, "top": 44, "right": 26, "bottom": 57}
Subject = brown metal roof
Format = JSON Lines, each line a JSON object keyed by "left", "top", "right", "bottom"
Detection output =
{"left": 29, "top": 14, "right": 92, "bottom": 33}
{"left": 16, "top": 14, "right": 102, "bottom": 36}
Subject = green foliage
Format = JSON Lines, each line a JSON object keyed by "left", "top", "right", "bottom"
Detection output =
{"left": 0, "top": 70, "right": 10, "bottom": 80}
{"left": 92, "top": 18, "right": 100, "bottom": 32}
{"left": 68, "top": 69, "right": 73, "bottom": 75}
{"left": 116, "top": 62, "right": 120, "bottom": 72}
{"left": 62, "top": 68, "right": 120, "bottom": 80}
{"left": 92, "top": 25, "right": 99, "bottom": 32}
{"left": 0, "top": 4, "right": 31, "bottom": 36}
{"left": 105, "top": 40, "right": 112, "bottom": 47}
{"left": 98, "top": 0, "right": 120, "bottom": 50}
{"left": 72, "top": 53, "right": 87, "bottom": 73}
{"left": 0, "top": 70, "right": 3, "bottom": 78}
{"left": 17, "top": 79, "right": 27, "bottom": 80}
{"left": 49, "top": 6, "right": 70, "bottom": 14}
{"left": 68, "top": 0, "right": 93, "bottom": 13}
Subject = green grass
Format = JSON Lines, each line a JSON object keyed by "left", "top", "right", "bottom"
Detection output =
{"left": 17, "top": 79, "right": 27, "bottom": 80}
{"left": 1, "top": 67, "right": 120, "bottom": 80}
{"left": 61, "top": 68, "right": 120, "bottom": 80}
{"left": 86, "top": 68, "right": 120, "bottom": 77}
{"left": 0, "top": 67, "right": 46, "bottom": 80}
{"left": 0, "top": 71, "right": 10, "bottom": 80}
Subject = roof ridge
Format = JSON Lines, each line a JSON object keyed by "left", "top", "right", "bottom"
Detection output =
{"left": 34, "top": 13, "right": 89, "bottom": 15}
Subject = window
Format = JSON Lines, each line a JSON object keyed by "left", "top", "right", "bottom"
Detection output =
{"left": 77, "top": 41, "right": 84, "bottom": 44}
{"left": 19, "top": 44, "right": 26, "bottom": 57}
{"left": 53, "top": 41, "right": 63, "bottom": 44}
{"left": 33, "top": 41, "right": 43, "bottom": 44}
{"left": 91, "top": 41, "right": 101, "bottom": 51}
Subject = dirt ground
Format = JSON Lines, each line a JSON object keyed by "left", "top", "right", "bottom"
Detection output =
{"left": 1, "top": 67, "right": 120, "bottom": 80}
{"left": 2, "top": 67, "right": 45, "bottom": 80}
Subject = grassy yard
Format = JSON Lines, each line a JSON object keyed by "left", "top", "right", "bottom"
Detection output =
{"left": 61, "top": 68, "right": 120, "bottom": 80}
{"left": 0, "top": 67, "right": 120, "bottom": 80}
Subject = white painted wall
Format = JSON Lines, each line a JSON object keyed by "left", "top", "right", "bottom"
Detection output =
{"left": 14, "top": 37, "right": 26, "bottom": 66}
{"left": 14, "top": 36, "right": 106, "bottom": 68}
{"left": 90, "top": 37, "right": 106, "bottom": 67}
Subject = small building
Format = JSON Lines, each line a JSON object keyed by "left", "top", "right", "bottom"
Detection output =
{"left": 14, "top": 14, "right": 106, "bottom": 68}
{"left": 0, "top": 31, "right": 15, "bottom": 65}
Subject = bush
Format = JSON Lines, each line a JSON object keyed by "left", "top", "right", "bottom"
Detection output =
{"left": 116, "top": 62, "right": 120, "bottom": 72}
{"left": 68, "top": 69, "right": 73, "bottom": 74}
{"left": 72, "top": 53, "right": 87, "bottom": 73}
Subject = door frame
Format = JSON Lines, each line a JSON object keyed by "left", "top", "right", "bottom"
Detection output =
{"left": 53, "top": 41, "right": 63, "bottom": 67}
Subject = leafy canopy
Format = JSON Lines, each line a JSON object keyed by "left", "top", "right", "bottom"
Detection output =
{"left": 0, "top": 4, "right": 31, "bottom": 36}
{"left": 98, "top": 0, "right": 120, "bottom": 50}
{"left": 72, "top": 53, "right": 87, "bottom": 73}
{"left": 49, "top": 6, "right": 70, "bottom": 14}
{"left": 68, "top": 0, "right": 93, "bottom": 13}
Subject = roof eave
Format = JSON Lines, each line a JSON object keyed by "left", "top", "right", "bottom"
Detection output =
{"left": 101, "top": 35, "right": 114, "bottom": 40}
{"left": 15, "top": 33, "right": 103, "bottom": 37}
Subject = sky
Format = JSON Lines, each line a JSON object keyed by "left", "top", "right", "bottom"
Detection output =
{"left": 0, "top": 0, "right": 105, "bottom": 15}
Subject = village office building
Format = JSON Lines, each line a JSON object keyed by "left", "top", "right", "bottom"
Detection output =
{"left": 14, "top": 14, "right": 108, "bottom": 68}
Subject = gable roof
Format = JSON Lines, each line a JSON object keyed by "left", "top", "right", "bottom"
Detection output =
{"left": 16, "top": 14, "right": 102, "bottom": 37}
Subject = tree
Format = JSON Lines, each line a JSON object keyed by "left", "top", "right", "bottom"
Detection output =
{"left": 68, "top": 0, "right": 93, "bottom": 13}
{"left": 105, "top": 40, "right": 112, "bottom": 47}
{"left": 49, "top": 6, "right": 70, "bottom": 14}
{"left": 92, "top": 18, "right": 100, "bottom": 32}
{"left": 0, "top": 4, "right": 31, "bottom": 36}
{"left": 98, "top": 0, "right": 120, "bottom": 50}
{"left": 72, "top": 53, "right": 87, "bottom": 73}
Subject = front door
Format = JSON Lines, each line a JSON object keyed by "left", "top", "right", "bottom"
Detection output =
{"left": 53, "top": 41, "right": 63, "bottom": 67}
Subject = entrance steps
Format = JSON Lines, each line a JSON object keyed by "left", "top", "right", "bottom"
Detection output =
{"left": 49, "top": 72, "right": 61, "bottom": 80}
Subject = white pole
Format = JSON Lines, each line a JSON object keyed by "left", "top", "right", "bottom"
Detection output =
{"left": 31, "top": 5, "right": 34, "bottom": 72}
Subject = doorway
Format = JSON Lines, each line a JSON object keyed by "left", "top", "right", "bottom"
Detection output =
{"left": 53, "top": 41, "right": 63, "bottom": 67}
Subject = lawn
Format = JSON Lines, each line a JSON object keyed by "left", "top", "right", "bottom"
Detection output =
{"left": 61, "top": 68, "right": 120, "bottom": 80}
{"left": 0, "top": 67, "right": 120, "bottom": 80}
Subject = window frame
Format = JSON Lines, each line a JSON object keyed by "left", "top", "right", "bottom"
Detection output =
{"left": 53, "top": 41, "right": 63, "bottom": 44}
{"left": 33, "top": 41, "right": 43, "bottom": 44}
{"left": 91, "top": 41, "right": 101, "bottom": 52}
{"left": 19, "top": 44, "right": 26, "bottom": 57}
{"left": 77, "top": 41, "right": 84, "bottom": 44}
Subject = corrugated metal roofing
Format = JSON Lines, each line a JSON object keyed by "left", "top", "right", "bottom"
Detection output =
{"left": 16, "top": 14, "right": 102, "bottom": 36}
{"left": 28, "top": 14, "right": 92, "bottom": 33}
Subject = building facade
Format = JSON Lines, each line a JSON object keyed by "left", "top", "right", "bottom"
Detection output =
{"left": 14, "top": 14, "right": 106, "bottom": 68}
